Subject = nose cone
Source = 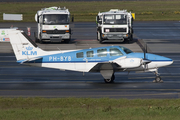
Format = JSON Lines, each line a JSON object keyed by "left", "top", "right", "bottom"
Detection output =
{"left": 151, "top": 54, "right": 173, "bottom": 67}
{"left": 164, "top": 57, "right": 173, "bottom": 66}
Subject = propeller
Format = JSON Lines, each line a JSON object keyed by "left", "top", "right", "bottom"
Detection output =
{"left": 142, "top": 44, "right": 151, "bottom": 70}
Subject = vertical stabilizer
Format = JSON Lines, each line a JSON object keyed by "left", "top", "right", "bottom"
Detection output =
{"left": 8, "top": 30, "right": 44, "bottom": 62}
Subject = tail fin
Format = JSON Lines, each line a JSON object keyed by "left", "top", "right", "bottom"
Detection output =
{"left": 8, "top": 30, "right": 44, "bottom": 62}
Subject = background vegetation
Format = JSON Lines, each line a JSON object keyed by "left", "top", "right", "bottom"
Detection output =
{"left": 0, "top": 1, "right": 180, "bottom": 22}
{"left": 1, "top": 97, "right": 180, "bottom": 120}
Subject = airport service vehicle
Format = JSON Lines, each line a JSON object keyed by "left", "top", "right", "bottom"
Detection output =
{"left": 96, "top": 9, "right": 133, "bottom": 43}
{"left": 34, "top": 6, "right": 71, "bottom": 43}
{"left": 8, "top": 30, "right": 173, "bottom": 83}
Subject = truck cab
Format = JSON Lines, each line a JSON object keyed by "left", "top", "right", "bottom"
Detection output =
{"left": 96, "top": 9, "right": 133, "bottom": 43}
{"left": 35, "top": 7, "right": 72, "bottom": 43}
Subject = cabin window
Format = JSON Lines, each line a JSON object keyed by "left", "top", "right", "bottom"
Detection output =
{"left": 110, "top": 48, "right": 123, "bottom": 56}
{"left": 119, "top": 46, "right": 133, "bottom": 54}
{"left": 76, "top": 52, "right": 84, "bottom": 58}
{"left": 87, "top": 51, "right": 94, "bottom": 57}
{"left": 97, "top": 48, "right": 107, "bottom": 57}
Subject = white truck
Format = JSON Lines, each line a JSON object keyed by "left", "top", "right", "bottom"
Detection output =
{"left": 96, "top": 9, "right": 133, "bottom": 43}
{"left": 35, "top": 6, "right": 72, "bottom": 43}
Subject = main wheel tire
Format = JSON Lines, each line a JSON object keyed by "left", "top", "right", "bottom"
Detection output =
{"left": 104, "top": 79, "right": 113, "bottom": 83}
{"left": 104, "top": 74, "right": 115, "bottom": 83}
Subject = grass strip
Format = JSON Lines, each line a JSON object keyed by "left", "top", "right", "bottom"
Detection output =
{"left": 0, "top": 1, "right": 180, "bottom": 22}
{"left": 0, "top": 97, "right": 180, "bottom": 120}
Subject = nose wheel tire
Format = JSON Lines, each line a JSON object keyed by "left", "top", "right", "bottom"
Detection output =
{"left": 153, "top": 70, "right": 163, "bottom": 83}
{"left": 153, "top": 76, "right": 163, "bottom": 83}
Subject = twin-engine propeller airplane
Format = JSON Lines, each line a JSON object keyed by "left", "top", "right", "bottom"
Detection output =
{"left": 8, "top": 30, "right": 173, "bottom": 83}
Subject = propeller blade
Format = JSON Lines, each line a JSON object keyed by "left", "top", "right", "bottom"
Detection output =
{"left": 144, "top": 43, "right": 147, "bottom": 59}
{"left": 142, "top": 44, "right": 151, "bottom": 70}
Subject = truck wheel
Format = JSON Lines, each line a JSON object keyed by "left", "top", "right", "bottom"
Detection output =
{"left": 34, "top": 32, "right": 39, "bottom": 43}
{"left": 130, "top": 34, "right": 133, "bottom": 41}
{"left": 97, "top": 31, "right": 100, "bottom": 41}
{"left": 39, "top": 39, "right": 44, "bottom": 44}
{"left": 39, "top": 38, "right": 44, "bottom": 44}
{"left": 35, "top": 38, "right": 39, "bottom": 43}
{"left": 100, "top": 39, "right": 103, "bottom": 44}
{"left": 64, "top": 39, "right": 70, "bottom": 43}
{"left": 99, "top": 33, "right": 104, "bottom": 44}
{"left": 127, "top": 35, "right": 133, "bottom": 44}
{"left": 39, "top": 33, "right": 44, "bottom": 44}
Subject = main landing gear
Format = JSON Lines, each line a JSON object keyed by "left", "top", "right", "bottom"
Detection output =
{"left": 104, "top": 73, "right": 115, "bottom": 83}
{"left": 100, "top": 69, "right": 115, "bottom": 83}
{"left": 153, "top": 70, "right": 163, "bottom": 83}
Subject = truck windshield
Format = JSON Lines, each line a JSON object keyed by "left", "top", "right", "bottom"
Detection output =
{"left": 43, "top": 14, "right": 69, "bottom": 25}
{"left": 103, "top": 14, "right": 127, "bottom": 25}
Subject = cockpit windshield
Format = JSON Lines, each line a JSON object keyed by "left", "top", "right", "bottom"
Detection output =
{"left": 103, "top": 14, "right": 127, "bottom": 25}
{"left": 43, "top": 14, "right": 69, "bottom": 25}
{"left": 119, "top": 46, "right": 133, "bottom": 54}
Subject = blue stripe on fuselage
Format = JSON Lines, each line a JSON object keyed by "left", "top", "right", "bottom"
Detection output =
{"left": 19, "top": 46, "right": 127, "bottom": 63}
{"left": 17, "top": 46, "right": 173, "bottom": 64}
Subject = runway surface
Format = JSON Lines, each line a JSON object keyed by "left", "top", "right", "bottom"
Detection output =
{"left": 0, "top": 21, "right": 180, "bottom": 98}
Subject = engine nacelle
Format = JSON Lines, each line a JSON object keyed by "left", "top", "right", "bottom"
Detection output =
{"left": 115, "top": 58, "right": 142, "bottom": 68}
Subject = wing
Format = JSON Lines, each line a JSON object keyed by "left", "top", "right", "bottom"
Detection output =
{"left": 89, "top": 62, "right": 123, "bottom": 72}
{"left": 89, "top": 57, "right": 143, "bottom": 72}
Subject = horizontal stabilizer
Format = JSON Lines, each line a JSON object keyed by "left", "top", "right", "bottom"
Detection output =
{"left": 19, "top": 57, "right": 43, "bottom": 64}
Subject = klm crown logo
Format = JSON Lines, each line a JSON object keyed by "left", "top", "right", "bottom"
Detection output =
{"left": 26, "top": 46, "right": 33, "bottom": 51}
{"left": 22, "top": 46, "right": 37, "bottom": 56}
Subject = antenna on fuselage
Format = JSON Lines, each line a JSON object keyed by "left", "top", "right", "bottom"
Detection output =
{"left": 57, "top": 47, "right": 61, "bottom": 51}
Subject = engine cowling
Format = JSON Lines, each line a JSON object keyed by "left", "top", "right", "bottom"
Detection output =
{"left": 115, "top": 57, "right": 142, "bottom": 68}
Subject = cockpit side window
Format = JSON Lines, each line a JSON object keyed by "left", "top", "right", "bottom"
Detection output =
{"left": 119, "top": 46, "right": 133, "bottom": 54}
{"left": 86, "top": 51, "right": 94, "bottom": 57}
{"left": 76, "top": 52, "right": 84, "bottom": 58}
{"left": 97, "top": 48, "right": 107, "bottom": 57}
{"left": 110, "top": 48, "right": 123, "bottom": 56}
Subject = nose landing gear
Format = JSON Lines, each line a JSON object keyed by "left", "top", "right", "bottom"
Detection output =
{"left": 153, "top": 70, "right": 163, "bottom": 83}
